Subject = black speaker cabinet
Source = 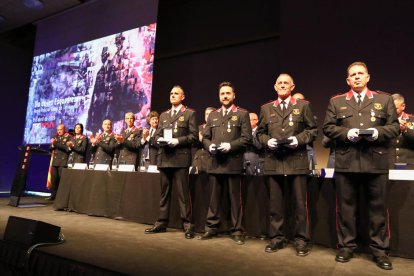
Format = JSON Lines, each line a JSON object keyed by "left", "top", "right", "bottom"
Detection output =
{"left": 4, "top": 216, "right": 61, "bottom": 246}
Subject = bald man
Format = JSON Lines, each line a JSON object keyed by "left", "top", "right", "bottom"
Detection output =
{"left": 49, "top": 124, "right": 71, "bottom": 200}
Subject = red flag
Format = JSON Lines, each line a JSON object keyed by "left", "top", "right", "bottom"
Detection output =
{"left": 46, "top": 151, "right": 54, "bottom": 189}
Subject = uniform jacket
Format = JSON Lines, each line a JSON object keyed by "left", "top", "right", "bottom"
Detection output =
{"left": 243, "top": 127, "right": 265, "bottom": 175}
{"left": 203, "top": 105, "right": 252, "bottom": 174}
{"left": 257, "top": 97, "right": 317, "bottom": 175}
{"left": 50, "top": 133, "right": 71, "bottom": 166}
{"left": 323, "top": 89, "right": 399, "bottom": 173}
{"left": 69, "top": 135, "right": 87, "bottom": 163}
{"left": 389, "top": 112, "right": 414, "bottom": 166}
{"left": 192, "top": 124, "right": 210, "bottom": 172}
{"left": 155, "top": 106, "right": 197, "bottom": 168}
{"left": 117, "top": 127, "right": 142, "bottom": 167}
{"left": 91, "top": 132, "right": 116, "bottom": 164}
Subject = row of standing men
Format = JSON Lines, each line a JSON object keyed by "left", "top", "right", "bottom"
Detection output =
{"left": 49, "top": 61, "right": 414, "bottom": 271}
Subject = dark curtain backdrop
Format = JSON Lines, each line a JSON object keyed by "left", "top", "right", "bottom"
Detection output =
{"left": 2, "top": 0, "right": 414, "bottom": 192}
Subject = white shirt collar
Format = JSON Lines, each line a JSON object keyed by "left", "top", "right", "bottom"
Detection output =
{"left": 353, "top": 88, "right": 367, "bottom": 101}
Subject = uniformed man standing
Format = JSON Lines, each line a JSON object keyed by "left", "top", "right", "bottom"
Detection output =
{"left": 145, "top": 85, "right": 197, "bottom": 239}
{"left": 390, "top": 93, "right": 414, "bottom": 166}
{"left": 49, "top": 124, "right": 71, "bottom": 200}
{"left": 200, "top": 81, "right": 252, "bottom": 245}
{"left": 257, "top": 74, "right": 317, "bottom": 256}
{"left": 115, "top": 112, "right": 142, "bottom": 169}
{"left": 89, "top": 119, "right": 116, "bottom": 165}
{"left": 323, "top": 62, "right": 399, "bottom": 270}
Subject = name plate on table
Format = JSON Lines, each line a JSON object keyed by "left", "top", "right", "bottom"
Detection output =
{"left": 389, "top": 170, "right": 414, "bottom": 181}
{"left": 118, "top": 164, "right": 135, "bottom": 172}
{"left": 94, "top": 164, "right": 109, "bottom": 171}
{"left": 147, "top": 165, "right": 159, "bottom": 173}
{"left": 73, "top": 163, "right": 88, "bottom": 170}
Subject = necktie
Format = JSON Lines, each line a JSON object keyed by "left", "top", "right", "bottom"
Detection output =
{"left": 357, "top": 94, "right": 362, "bottom": 107}
{"left": 172, "top": 109, "right": 177, "bottom": 117}
{"left": 281, "top": 101, "right": 287, "bottom": 115}
{"left": 149, "top": 128, "right": 154, "bottom": 137}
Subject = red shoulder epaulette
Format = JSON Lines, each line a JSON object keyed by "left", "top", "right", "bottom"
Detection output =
{"left": 236, "top": 106, "right": 248, "bottom": 112}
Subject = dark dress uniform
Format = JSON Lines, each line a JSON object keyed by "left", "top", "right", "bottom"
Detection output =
{"left": 192, "top": 124, "right": 210, "bottom": 172}
{"left": 257, "top": 97, "right": 317, "bottom": 246}
{"left": 117, "top": 127, "right": 142, "bottom": 169}
{"left": 91, "top": 132, "right": 116, "bottom": 165}
{"left": 389, "top": 112, "right": 414, "bottom": 167}
{"left": 153, "top": 106, "right": 197, "bottom": 230}
{"left": 243, "top": 127, "right": 264, "bottom": 175}
{"left": 50, "top": 133, "right": 71, "bottom": 199}
{"left": 69, "top": 135, "right": 87, "bottom": 163}
{"left": 202, "top": 105, "right": 252, "bottom": 235}
{"left": 323, "top": 89, "right": 399, "bottom": 257}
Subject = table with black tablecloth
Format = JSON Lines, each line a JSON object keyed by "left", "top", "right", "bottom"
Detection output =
{"left": 54, "top": 169, "right": 414, "bottom": 258}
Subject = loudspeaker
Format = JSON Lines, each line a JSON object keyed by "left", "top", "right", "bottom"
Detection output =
{"left": 4, "top": 216, "right": 61, "bottom": 246}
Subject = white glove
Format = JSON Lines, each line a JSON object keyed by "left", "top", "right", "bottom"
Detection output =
{"left": 168, "top": 138, "right": 179, "bottom": 147}
{"left": 285, "top": 136, "right": 298, "bottom": 148}
{"left": 347, "top": 128, "right": 361, "bottom": 143}
{"left": 267, "top": 138, "right": 278, "bottom": 149}
{"left": 364, "top": 127, "right": 379, "bottom": 141}
{"left": 217, "top": 142, "right": 231, "bottom": 153}
{"left": 209, "top": 144, "right": 217, "bottom": 154}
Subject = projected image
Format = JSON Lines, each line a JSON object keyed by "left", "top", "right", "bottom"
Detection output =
{"left": 24, "top": 24, "right": 156, "bottom": 144}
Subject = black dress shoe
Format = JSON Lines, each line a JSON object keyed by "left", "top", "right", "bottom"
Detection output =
{"left": 295, "top": 243, "right": 310, "bottom": 256}
{"left": 198, "top": 231, "right": 217, "bottom": 240}
{"left": 144, "top": 225, "right": 166, "bottom": 234}
{"left": 184, "top": 229, "right": 195, "bottom": 239}
{"left": 232, "top": 235, "right": 245, "bottom": 245}
{"left": 264, "top": 241, "right": 284, "bottom": 253}
{"left": 45, "top": 197, "right": 55, "bottom": 201}
{"left": 335, "top": 249, "right": 353, "bottom": 263}
{"left": 373, "top": 256, "right": 393, "bottom": 270}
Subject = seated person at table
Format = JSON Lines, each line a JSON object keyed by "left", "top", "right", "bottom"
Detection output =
{"left": 89, "top": 119, "right": 116, "bottom": 165}
{"left": 115, "top": 112, "right": 142, "bottom": 169}
{"left": 66, "top": 123, "right": 88, "bottom": 163}
{"left": 389, "top": 93, "right": 414, "bottom": 167}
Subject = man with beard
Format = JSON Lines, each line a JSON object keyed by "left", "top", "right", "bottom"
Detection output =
{"left": 200, "top": 81, "right": 252, "bottom": 245}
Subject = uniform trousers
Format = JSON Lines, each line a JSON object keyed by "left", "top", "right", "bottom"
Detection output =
{"left": 267, "top": 175, "right": 309, "bottom": 245}
{"left": 155, "top": 167, "right": 192, "bottom": 230}
{"left": 51, "top": 166, "right": 65, "bottom": 198}
{"left": 335, "top": 172, "right": 389, "bottom": 257}
{"left": 205, "top": 174, "right": 243, "bottom": 235}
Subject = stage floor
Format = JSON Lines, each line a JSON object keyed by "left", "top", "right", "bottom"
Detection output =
{"left": 1, "top": 196, "right": 414, "bottom": 276}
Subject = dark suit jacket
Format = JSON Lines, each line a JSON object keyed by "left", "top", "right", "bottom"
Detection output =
{"left": 50, "top": 133, "right": 71, "bottom": 166}
{"left": 69, "top": 135, "right": 87, "bottom": 163}
{"left": 203, "top": 105, "right": 252, "bottom": 174}
{"left": 117, "top": 127, "right": 141, "bottom": 167}
{"left": 257, "top": 97, "right": 317, "bottom": 175}
{"left": 389, "top": 112, "right": 414, "bottom": 166}
{"left": 91, "top": 132, "right": 116, "bottom": 164}
{"left": 155, "top": 106, "right": 198, "bottom": 168}
{"left": 323, "top": 89, "right": 399, "bottom": 173}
